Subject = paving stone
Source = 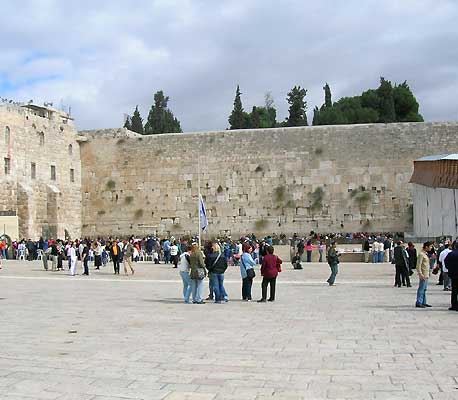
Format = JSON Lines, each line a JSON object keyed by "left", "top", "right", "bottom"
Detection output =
{"left": 1, "top": 260, "right": 457, "bottom": 399}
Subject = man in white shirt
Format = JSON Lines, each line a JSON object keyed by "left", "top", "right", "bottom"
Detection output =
{"left": 439, "top": 242, "right": 452, "bottom": 291}
{"left": 170, "top": 242, "right": 179, "bottom": 268}
{"left": 69, "top": 243, "right": 78, "bottom": 276}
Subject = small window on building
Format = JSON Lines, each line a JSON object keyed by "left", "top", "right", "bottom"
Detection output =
{"left": 68, "top": 144, "right": 73, "bottom": 155}
{"left": 5, "top": 126, "right": 10, "bottom": 145}
{"left": 187, "top": 180, "right": 192, "bottom": 188}
{"left": 39, "top": 132, "right": 45, "bottom": 146}
{"left": 70, "top": 168, "right": 74, "bottom": 183}
{"left": 31, "top": 162, "right": 36, "bottom": 179}
{"left": 51, "top": 165, "right": 56, "bottom": 180}
{"left": 4, "top": 158, "right": 10, "bottom": 175}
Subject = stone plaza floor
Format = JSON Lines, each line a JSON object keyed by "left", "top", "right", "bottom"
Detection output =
{"left": 0, "top": 259, "right": 457, "bottom": 400}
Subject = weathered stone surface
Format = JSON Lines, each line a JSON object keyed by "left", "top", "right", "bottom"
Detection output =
{"left": 0, "top": 104, "right": 82, "bottom": 239}
{"left": 80, "top": 123, "right": 458, "bottom": 237}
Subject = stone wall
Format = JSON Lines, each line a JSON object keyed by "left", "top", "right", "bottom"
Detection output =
{"left": 79, "top": 122, "right": 458, "bottom": 238}
{"left": 0, "top": 104, "right": 82, "bottom": 239}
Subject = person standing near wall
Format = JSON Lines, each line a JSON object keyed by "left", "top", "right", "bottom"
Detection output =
{"left": 170, "top": 241, "right": 179, "bottom": 268}
{"left": 363, "top": 237, "right": 371, "bottom": 263}
{"left": 439, "top": 242, "right": 452, "bottom": 291}
{"left": 306, "top": 240, "right": 313, "bottom": 262}
{"left": 69, "top": 242, "right": 78, "bottom": 276}
{"left": 81, "top": 241, "right": 90, "bottom": 275}
{"left": 109, "top": 240, "right": 121, "bottom": 275}
{"left": 393, "top": 241, "right": 410, "bottom": 287}
{"left": 326, "top": 241, "right": 340, "bottom": 286}
{"left": 415, "top": 241, "right": 433, "bottom": 308}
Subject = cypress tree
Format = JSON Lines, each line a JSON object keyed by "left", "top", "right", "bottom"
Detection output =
{"left": 228, "top": 85, "right": 246, "bottom": 129}
{"left": 130, "top": 106, "right": 144, "bottom": 134}
{"left": 144, "top": 91, "right": 182, "bottom": 134}
{"left": 123, "top": 116, "right": 131, "bottom": 130}
{"left": 286, "top": 85, "right": 308, "bottom": 126}
{"left": 324, "top": 83, "right": 332, "bottom": 108}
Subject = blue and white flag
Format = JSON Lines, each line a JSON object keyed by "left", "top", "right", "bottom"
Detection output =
{"left": 199, "top": 194, "right": 208, "bottom": 232}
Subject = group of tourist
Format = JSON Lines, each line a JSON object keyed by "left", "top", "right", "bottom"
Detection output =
{"left": 2, "top": 232, "right": 457, "bottom": 311}
{"left": 177, "top": 239, "right": 283, "bottom": 304}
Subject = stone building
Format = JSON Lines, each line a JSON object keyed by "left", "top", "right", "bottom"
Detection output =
{"left": 0, "top": 103, "right": 83, "bottom": 240}
{"left": 410, "top": 154, "right": 458, "bottom": 239}
{"left": 1, "top": 104, "right": 458, "bottom": 240}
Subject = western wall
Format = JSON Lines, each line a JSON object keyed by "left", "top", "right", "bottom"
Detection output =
{"left": 0, "top": 104, "right": 83, "bottom": 240}
{"left": 79, "top": 122, "right": 458, "bottom": 238}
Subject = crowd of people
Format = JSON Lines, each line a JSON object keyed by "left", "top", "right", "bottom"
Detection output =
{"left": 1, "top": 232, "right": 457, "bottom": 311}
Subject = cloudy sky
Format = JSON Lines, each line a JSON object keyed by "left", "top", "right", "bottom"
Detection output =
{"left": 0, "top": 0, "right": 457, "bottom": 131}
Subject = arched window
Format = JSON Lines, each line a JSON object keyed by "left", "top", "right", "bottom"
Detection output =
{"left": 5, "top": 126, "right": 10, "bottom": 145}
{"left": 68, "top": 144, "right": 73, "bottom": 155}
{"left": 38, "top": 132, "right": 44, "bottom": 146}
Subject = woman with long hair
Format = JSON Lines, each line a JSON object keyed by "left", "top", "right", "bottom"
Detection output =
{"left": 189, "top": 243, "right": 206, "bottom": 304}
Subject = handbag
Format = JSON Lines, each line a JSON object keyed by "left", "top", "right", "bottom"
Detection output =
{"left": 196, "top": 267, "right": 206, "bottom": 280}
{"left": 242, "top": 256, "right": 256, "bottom": 279}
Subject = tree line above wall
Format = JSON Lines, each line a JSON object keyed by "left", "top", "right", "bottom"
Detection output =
{"left": 123, "top": 77, "right": 423, "bottom": 134}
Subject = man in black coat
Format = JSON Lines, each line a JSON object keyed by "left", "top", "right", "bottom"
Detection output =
{"left": 444, "top": 240, "right": 458, "bottom": 311}
{"left": 393, "top": 241, "right": 410, "bottom": 287}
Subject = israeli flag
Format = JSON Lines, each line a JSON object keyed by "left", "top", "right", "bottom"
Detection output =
{"left": 199, "top": 194, "right": 208, "bottom": 232}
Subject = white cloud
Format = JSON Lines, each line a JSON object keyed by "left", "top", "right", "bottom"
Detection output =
{"left": 0, "top": 0, "right": 457, "bottom": 130}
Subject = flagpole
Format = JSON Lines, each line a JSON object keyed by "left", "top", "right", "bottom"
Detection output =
{"left": 197, "top": 156, "right": 201, "bottom": 248}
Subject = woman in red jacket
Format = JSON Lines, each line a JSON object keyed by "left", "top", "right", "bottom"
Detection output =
{"left": 258, "top": 245, "right": 282, "bottom": 302}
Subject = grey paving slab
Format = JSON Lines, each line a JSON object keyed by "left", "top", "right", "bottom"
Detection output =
{"left": 1, "top": 259, "right": 458, "bottom": 399}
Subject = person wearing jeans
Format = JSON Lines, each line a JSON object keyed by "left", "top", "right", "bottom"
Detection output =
{"left": 178, "top": 247, "right": 192, "bottom": 303}
{"left": 189, "top": 243, "right": 206, "bottom": 304}
{"left": 205, "top": 243, "right": 228, "bottom": 303}
{"left": 326, "top": 241, "right": 339, "bottom": 286}
{"left": 240, "top": 243, "right": 256, "bottom": 301}
{"left": 416, "top": 241, "right": 433, "bottom": 308}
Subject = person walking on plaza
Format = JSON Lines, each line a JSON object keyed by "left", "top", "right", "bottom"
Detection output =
{"left": 415, "top": 241, "right": 433, "bottom": 308}
{"left": 205, "top": 243, "right": 228, "bottom": 304}
{"left": 178, "top": 246, "right": 192, "bottom": 303}
{"left": 69, "top": 242, "right": 78, "bottom": 276}
{"left": 122, "top": 239, "right": 135, "bottom": 275}
{"left": 394, "top": 241, "right": 411, "bottom": 287}
{"left": 240, "top": 243, "right": 256, "bottom": 301}
{"left": 444, "top": 241, "right": 458, "bottom": 311}
{"left": 258, "top": 245, "right": 282, "bottom": 302}
{"left": 326, "top": 241, "right": 340, "bottom": 286}
{"left": 189, "top": 243, "right": 206, "bottom": 304}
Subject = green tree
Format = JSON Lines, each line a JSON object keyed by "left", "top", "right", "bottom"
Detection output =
{"left": 393, "top": 81, "right": 424, "bottom": 122}
{"left": 123, "top": 116, "right": 131, "bottom": 130}
{"left": 286, "top": 85, "right": 308, "bottom": 126}
{"left": 130, "top": 106, "right": 144, "bottom": 134}
{"left": 324, "top": 83, "right": 332, "bottom": 108}
{"left": 228, "top": 85, "right": 246, "bottom": 129}
{"left": 144, "top": 90, "right": 182, "bottom": 135}
{"left": 377, "top": 77, "right": 396, "bottom": 123}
